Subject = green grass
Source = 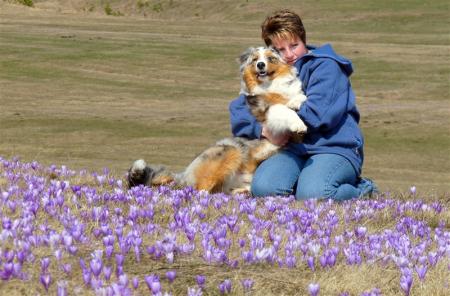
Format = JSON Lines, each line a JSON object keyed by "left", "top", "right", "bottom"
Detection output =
{"left": 0, "top": 0, "right": 449, "bottom": 194}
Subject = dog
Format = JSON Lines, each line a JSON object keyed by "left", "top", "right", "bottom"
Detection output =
{"left": 127, "top": 46, "right": 308, "bottom": 194}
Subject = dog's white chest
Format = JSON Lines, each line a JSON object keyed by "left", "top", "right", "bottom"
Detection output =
{"left": 268, "top": 76, "right": 302, "bottom": 98}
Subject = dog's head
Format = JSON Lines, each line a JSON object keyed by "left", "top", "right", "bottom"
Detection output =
{"left": 239, "top": 47, "right": 293, "bottom": 95}
{"left": 239, "top": 46, "right": 289, "bottom": 79}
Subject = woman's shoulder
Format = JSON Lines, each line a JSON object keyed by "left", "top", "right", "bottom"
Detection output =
{"left": 300, "top": 56, "right": 342, "bottom": 77}
{"left": 304, "top": 44, "right": 354, "bottom": 76}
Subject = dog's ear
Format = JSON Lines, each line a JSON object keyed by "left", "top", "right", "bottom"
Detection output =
{"left": 269, "top": 46, "right": 280, "bottom": 55}
{"left": 238, "top": 47, "right": 254, "bottom": 65}
{"left": 269, "top": 46, "right": 283, "bottom": 60}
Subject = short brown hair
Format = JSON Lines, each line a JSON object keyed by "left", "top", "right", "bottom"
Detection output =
{"left": 261, "top": 10, "right": 306, "bottom": 46}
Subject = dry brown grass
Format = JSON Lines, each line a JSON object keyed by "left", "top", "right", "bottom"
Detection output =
{"left": 1, "top": 0, "right": 449, "bottom": 196}
{"left": 0, "top": 159, "right": 448, "bottom": 295}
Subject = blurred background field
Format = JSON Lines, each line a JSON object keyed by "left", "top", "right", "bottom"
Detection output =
{"left": 0, "top": 0, "right": 449, "bottom": 196}
{"left": 0, "top": 2, "right": 449, "bottom": 296}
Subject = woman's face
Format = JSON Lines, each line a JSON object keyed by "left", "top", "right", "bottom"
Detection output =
{"left": 271, "top": 35, "right": 307, "bottom": 65}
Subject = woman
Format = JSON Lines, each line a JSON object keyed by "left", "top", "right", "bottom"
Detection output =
{"left": 229, "top": 9, "right": 377, "bottom": 200}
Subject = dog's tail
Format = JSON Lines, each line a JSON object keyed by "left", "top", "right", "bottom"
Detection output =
{"left": 127, "top": 159, "right": 175, "bottom": 189}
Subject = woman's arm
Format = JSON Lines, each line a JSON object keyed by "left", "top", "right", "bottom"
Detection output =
{"left": 299, "top": 59, "right": 351, "bottom": 131}
{"left": 229, "top": 94, "right": 263, "bottom": 139}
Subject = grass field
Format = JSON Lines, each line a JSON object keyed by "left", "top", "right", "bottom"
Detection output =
{"left": 0, "top": 1, "right": 449, "bottom": 193}
{"left": 0, "top": 157, "right": 448, "bottom": 295}
{"left": 0, "top": 1, "right": 449, "bottom": 295}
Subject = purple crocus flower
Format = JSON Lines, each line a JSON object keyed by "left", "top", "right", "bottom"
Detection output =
{"left": 115, "top": 253, "right": 125, "bottom": 266}
{"left": 79, "top": 258, "right": 87, "bottom": 271}
{"left": 63, "top": 234, "right": 73, "bottom": 247}
{"left": 68, "top": 245, "right": 78, "bottom": 255}
{"left": 428, "top": 251, "right": 438, "bottom": 266}
{"left": 16, "top": 250, "right": 26, "bottom": 264}
{"left": 82, "top": 270, "right": 91, "bottom": 286}
{"left": 415, "top": 265, "right": 427, "bottom": 281}
{"left": 40, "top": 273, "right": 52, "bottom": 291}
{"left": 61, "top": 263, "right": 72, "bottom": 275}
{"left": 145, "top": 274, "right": 161, "bottom": 294}
{"left": 188, "top": 287, "right": 203, "bottom": 296}
{"left": 285, "top": 255, "right": 296, "bottom": 268}
{"left": 355, "top": 226, "right": 367, "bottom": 238}
{"left": 218, "top": 279, "right": 232, "bottom": 294}
{"left": 400, "top": 271, "right": 413, "bottom": 296}
{"left": 327, "top": 253, "right": 337, "bottom": 267}
{"left": 146, "top": 245, "right": 156, "bottom": 255}
{"left": 57, "top": 281, "right": 68, "bottom": 296}
{"left": 0, "top": 263, "right": 13, "bottom": 280}
{"left": 307, "top": 256, "right": 315, "bottom": 271}
{"left": 54, "top": 249, "right": 63, "bottom": 261}
{"left": 115, "top": 265, "right": 124, "bottom": 276}
{"left": 103, "top": 265, "right": 112, "bottom": 281}
{"left": 90, "top": 277, "right": 103, "bottom": 290}
{"left": 241, "top": 278, "right": 254, "bottom": 291}
{"left": 41, "top": 257, "right": 50, "bottom": 272}
{"left": 118, "top": 273, "right": 129, "bottom": 287}
{"left": 90, "top": 258, "right": 103, "bottom": 278}
{"left": 308, "top": 282, "right": 320, "bottom": 296}
{"left": 132, "top": 277, "right": 139, "bottom": 289}
{"left": 196, "top": 275, "right": 206, "bottom": 287}
{"left": 105, "top": 246, "right": 114, "bottom": 259}
{"left": 166, "top": 270, "right": 177, "bottom": 283}
{"left": 319, "top": 254, "right": 327, "bottom": 268}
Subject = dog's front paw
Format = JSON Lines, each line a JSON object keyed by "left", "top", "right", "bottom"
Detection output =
{"left": 289, "top": 118, "right": 308, "bottom": 134}
{"left": 251, "top": 85, "right": 265, "bottom": 96}
{"left": 231, "top": 186, "right": 251, "bottom": 196}
{"left": 286, "top": 93, "right": 307, "bottom": 110}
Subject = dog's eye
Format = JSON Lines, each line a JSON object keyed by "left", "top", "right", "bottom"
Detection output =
{"left": 251, "top": 57, "right": 258, "bottom": 63}
{"left": 267, "top": 56, "right": 278, "bottom": 63}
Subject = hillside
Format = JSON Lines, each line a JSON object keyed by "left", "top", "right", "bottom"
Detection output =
{"left": 4, "top": 0, "right": 282, "bottom": 20}
{"left": 1, "top": 0, "right": 449, "bottom": 194}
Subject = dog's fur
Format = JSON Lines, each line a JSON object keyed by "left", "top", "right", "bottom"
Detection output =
{"left": 128, "top": 47, "right": 307, "bottom": 194}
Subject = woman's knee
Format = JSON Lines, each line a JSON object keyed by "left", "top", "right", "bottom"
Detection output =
{"left": 251, "top": 171, "right": 296, "bottom": 197}
{"left": 251, "top": 151, "right": 303, "bottom": 197}
{"left": 295, "top": 183, "right": 333, "bottom": 200}
{"left": 251, "top": 178, "right": 281, "bottom": 197}
{"left": 295, "top": 154, "right": 358, "bottom": 200}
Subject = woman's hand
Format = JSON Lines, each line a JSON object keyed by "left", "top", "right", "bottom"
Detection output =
{"left": 261, "top": 125, "right": 291, "bottom": 146}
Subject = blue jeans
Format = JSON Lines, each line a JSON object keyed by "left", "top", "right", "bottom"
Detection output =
{"left": 251, "top": 151, "right": 374, "bottom": 200}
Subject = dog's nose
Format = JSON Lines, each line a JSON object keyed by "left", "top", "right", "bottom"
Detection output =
{"left": 257, "top": 62, "right": 265, "bottom": 70}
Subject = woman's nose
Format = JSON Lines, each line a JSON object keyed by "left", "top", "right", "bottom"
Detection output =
{"left": 283, "top": 48, "right": 293, "bottom": 58}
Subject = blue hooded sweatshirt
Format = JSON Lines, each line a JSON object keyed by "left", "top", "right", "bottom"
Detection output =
{"left": 229, "top": 44, "right": 364, "bottom": 174}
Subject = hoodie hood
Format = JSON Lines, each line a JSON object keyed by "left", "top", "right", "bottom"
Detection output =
{"left": 300, "top": 44, "right": 354, "bottom": 76}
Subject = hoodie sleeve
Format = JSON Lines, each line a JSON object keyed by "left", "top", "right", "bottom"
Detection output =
{"left": 299, "top": 59, "right": 351, "bottom": 132}
{"left": 229, "top": 94, "right": 262, "bottom": 139}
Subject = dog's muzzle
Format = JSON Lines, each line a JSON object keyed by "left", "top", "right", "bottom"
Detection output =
{"left": 256, "top": 61, "right": 267, "bottom": 77}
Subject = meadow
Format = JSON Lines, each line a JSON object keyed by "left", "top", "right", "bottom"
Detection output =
{"left": 0, "top": 157, "right": 448, "bottom": 295}
{"left": 0, "top": 0, "right": 449, "bottom": 295}
{"left": 0, "top": 0, "right": 449, "bottom": 194}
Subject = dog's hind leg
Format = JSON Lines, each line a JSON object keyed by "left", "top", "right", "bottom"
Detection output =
{"left": 152, "top": 174, "right": 175, "bottom": 186}
{"left": 191, "top": 146, "right": 243, "bottom": 193}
